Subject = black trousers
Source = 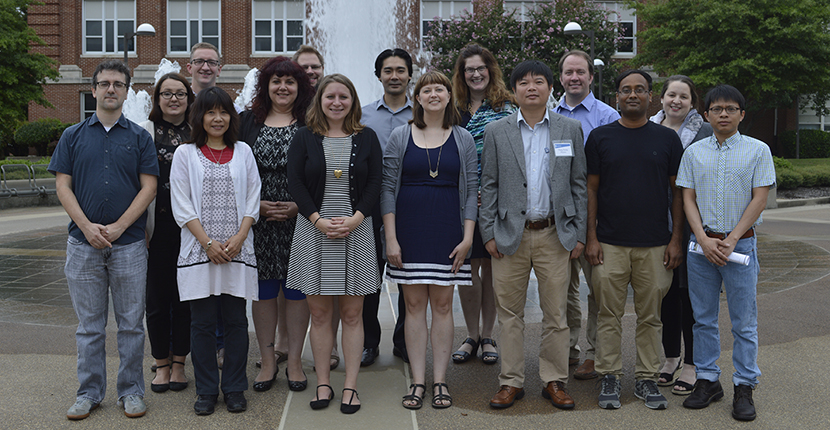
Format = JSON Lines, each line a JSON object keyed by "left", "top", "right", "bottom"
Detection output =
{"left": 362, "top": 205, "right": 406, "bottom": 351}
{"left": 145, "top": 214, "right": 190, "bottom": 359}
{"left": 190, "top": 294, "right": 248, "bottom": 395}
{"left": 661, "top": 225, "right": 694, "bottom": 365}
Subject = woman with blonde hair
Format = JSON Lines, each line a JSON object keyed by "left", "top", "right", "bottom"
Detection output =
{"left": 286, "top": 74, "right": 382, "bottom": 414}
{"left": 383, "top": 71, "right": 478, "bottom": 409}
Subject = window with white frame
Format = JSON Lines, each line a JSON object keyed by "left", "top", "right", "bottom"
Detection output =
{"left": 421, "top": 1, "right": 473, "bottom": 46}
{"left": 799, "top": 101, "right": 830, "bottom": 131}
{"left": 503, "top": 0, "right": 538, "bottom": 22}
{"left": 81, "top": 92, "right": 96, "bottom": 120}
{"left": 252, "top": 0, "right": 304, "bottom": 54}
{"left": 168, "top": 0, "right": 220, "bottom": 54}
{"left": 594, "top": 1, "right": 636, "bottom": 56}
{"left": 83, "top": 1, "right": 135, "bottom": 54}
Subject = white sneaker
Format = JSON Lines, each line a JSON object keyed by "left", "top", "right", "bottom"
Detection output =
{"left": 119, "top": 394, "right": 146, "bottom": 418}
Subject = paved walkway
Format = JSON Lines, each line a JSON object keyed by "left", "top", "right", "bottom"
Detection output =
{"left": 1, "top": 204, "right": 829, "bottom": 429}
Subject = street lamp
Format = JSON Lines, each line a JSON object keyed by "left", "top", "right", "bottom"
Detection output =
{"left": 123, "top": 23, "right": 156, "bottom": 66}
{"left": 563, "top": 22, "right": 595, "bottom": 60}
{"left": 594, "top": 58, "right": 605, "bottom": 101}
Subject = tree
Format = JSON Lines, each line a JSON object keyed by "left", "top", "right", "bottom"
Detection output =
{"left": 0, "top": 0, "right": 60, "bottom": 152}
{"left": 424, "top": 0, "right": 622, "bottom": 101}
{"left": 628, "top": 0, "right": 830, "bottom": 126}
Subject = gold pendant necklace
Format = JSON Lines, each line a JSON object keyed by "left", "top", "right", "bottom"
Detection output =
{"left": 424, "top": 128, "right": 448, "bottom": 178}
{"left": 326, "top": 137, "right": 348, "bottom": 178}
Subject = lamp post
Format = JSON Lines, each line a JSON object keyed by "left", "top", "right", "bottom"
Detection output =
{"left": 564, "top": 22, "right": 596, "bottom": 96}
{"left": 594, "top": 58, "right": 604, "bottom": 101}
{"left": 122, "top": 23, "right": 156, "bottom": 66}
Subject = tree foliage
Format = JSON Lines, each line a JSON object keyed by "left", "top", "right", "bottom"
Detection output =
{"left": 424, "top": 0, "right": 622, "bottom": 101}
{"left": 0, "top": 0, "right": 60, "bottom": 149}
{"left": 628, "top": 0, "right": 830, "bottom": 118}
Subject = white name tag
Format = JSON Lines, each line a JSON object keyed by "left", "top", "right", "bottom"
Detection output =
{"left": 553, "top": 140, "right": 573, "bottom": 157}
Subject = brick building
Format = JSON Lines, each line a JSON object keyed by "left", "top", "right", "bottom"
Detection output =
{"left": 27, "top": 0, "right": 648, "bottom": 124}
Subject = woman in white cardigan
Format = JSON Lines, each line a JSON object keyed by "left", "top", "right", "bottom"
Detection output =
{"left": 170, "top": 87, "right": 261, "bottom": 416}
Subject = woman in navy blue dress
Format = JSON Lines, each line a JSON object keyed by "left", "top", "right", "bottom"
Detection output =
{"left": 381, "top": 71, "right": 478, "bottom": 409}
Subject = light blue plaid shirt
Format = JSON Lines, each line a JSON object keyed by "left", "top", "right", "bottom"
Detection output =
{"left": 675, "top": 132, "right": 776, "bottom": 233}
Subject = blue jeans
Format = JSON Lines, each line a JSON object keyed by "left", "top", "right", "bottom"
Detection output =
{"left": 687, "top": 233, "right": 761, "bottom": 387}
{"left": 65, "top": 237, "right": 147, "bottom": 402}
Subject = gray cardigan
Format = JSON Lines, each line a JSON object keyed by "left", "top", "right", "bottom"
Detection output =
{"left": 381, "top": 124, "right": 478, "bottom": 226}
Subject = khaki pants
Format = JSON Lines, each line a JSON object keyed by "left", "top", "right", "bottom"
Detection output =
{"left": 592, "top": 243, "right": 672, "bottom": 381}
{"left": 567, "top": 255, "right": 596, "bottom": 360}
{"left": 491, "top": 225, "right": 571, "bottom": 387}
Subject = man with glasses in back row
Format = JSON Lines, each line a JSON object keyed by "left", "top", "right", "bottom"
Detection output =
{"left": 187, "top": 42, "right": 223, "bottom": 95}
{"left": 50, "top": 60, "right": 159, "bottom": 420}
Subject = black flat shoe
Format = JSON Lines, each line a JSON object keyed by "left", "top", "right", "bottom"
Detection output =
{"left": 151, "top": 364, "right": 170, "bottom": 393}
{"left": 194, "top": 394, "right": 218, "bottom": 415}
{"left": 310, "top": 384, "right": 334, "bottom": 410}
{"left": 169, "top": 360, "right": 188, "bottom": 391}
{"left": 253, "top": 371, "right": 278, "bottom": 392}
{"left": 286, "top": 368, "right": 308, "bottom": 392}
{"left": 480, "top": 338, "right": 499, "bottom": 365}
{"left": 452, "top": 337, "right": 479, "bottom": 363}
{"left": 341, "top": 388, "right": 361, "bottom": 414}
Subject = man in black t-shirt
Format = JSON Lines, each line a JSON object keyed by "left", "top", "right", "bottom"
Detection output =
{"left": 584, "top": 70, "right": 684, "bottom": 411}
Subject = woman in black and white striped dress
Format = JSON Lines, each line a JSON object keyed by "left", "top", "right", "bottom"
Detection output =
{"left": 286, "top": 74, "right": 382, "bottom": 414}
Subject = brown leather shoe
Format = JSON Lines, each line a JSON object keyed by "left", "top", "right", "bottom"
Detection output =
{"left": 542, "top": 381, "right": 575, "bottom": 409}
{"left": 489, "top": 385, "right": 525, "bottom": 409}
{"left": 574, "top": 359, "right": 598, "bottom": 380}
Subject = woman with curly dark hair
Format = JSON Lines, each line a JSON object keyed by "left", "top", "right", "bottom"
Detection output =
{"left": 240, "top": 56, "right": 314, "bottom": 393}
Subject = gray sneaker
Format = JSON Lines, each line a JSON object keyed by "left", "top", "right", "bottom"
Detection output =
{"left": 119, "top": 394, "right": 146, "bottom": 418}
{"left": 635, "top": 379, "right": 668, "bottom": 410}
{"left": 66, "top": 398, "right": 99, "bottom": 420}
{"left": 598, "top": 375, "right": 621, "bottom": 409}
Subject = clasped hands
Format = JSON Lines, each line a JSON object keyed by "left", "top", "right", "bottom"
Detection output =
{"left": 205, "top": 234, "right": 245, "bottom": 265}
{"left": 315, "top": 215, "right": 361, "bottom": 239}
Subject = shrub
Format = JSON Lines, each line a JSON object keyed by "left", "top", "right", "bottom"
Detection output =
{"left": 772, "top": 156, "right": 793, "bottom": 170}
{"left": 13, "top": 118, "right": 70, "bottom": 156}
{"left": 799, "top": 166, "right": 830, "bottom": 186}
{"left": 776, "top": 169, "right": 802, "bottom": 190}
{"left": 778, "top": 130, "right": 830, "bottom": 159}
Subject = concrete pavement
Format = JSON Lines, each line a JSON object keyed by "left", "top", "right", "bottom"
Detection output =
{"left": 0, "top": 204, "right": 829, "bottom": 429}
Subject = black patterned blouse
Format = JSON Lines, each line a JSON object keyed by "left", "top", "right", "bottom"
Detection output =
{"left": 155, "top": 119, "right": 190, "bottom": 218}
{"left": 252, "top": 123, "right": 298, "bottom": 281}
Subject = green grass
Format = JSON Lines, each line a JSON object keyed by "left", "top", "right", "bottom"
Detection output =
{"left": 788, "top": 158, "right": 830, "bottom": 168}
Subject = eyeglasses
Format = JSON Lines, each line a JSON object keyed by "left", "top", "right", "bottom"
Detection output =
{"left": 95, "top": 81, "right": 127, "bottom": 90}
{"left": 464, "top": 66, "right": 487, "bottom": 75}
{"left": 617, "top": 87, "right": 649, "bottom": 95}
{"left": 708, "top": 106, "right": 741, "bottom": 115}
{"left": 160, "top": 91, "right": 188, "bottom": 100}
{"left": 191, "top": 58, "right": 220, "bottom": 68}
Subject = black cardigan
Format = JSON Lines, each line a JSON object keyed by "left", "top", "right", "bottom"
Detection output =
{"left": 287, "top": 126, "right": 382, "bottom": 219}
{"left": 238, "top": 111, "right": 264, "bottom": 146}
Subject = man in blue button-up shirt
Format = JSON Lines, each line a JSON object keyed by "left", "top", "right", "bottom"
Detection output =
{"left": 359, "top": 48, "right": 414, "bottom": 367}
{"left": 676, "top": 85, "right": 775, "bottom": 422}
{"left": 553, "top": 50, "right": 620, "bottom": 378}
{"left": 49, "top": 60, "right": 158, "bottom": 421}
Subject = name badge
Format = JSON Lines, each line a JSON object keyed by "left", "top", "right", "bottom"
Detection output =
{"left": 552, "top": 140, "right": 573, "bottom": 157}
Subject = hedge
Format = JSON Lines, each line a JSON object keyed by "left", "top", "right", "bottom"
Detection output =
{"left": 774, "top": 156, "right": 830, "bottom": 189}
{"left": 778, "top": 130, "right": 830, "bottom": 159}
{"left": 13, "top": 118, "right": 71, "bottom": 157}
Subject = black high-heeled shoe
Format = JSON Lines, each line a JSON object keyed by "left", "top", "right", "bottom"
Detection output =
{"left": 310, "top": 384, "right": 334, "bottom": 410}
{"left": 286, "top": 368, "right": 308, "bottom": 391}
{"left": 452, "top": 337, "right": 479, "bottom": 363}
{"left": 341, "top": 388, "right": 361, "bottom": 414}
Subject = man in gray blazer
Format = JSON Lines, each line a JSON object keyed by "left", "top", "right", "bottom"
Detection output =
{"left": 480, "top": 60, "right": 587, "bottom": 410}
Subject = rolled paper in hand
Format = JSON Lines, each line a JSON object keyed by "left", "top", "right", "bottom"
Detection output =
{"left": 688, "top": 241, "right": 750, "bottom": 266}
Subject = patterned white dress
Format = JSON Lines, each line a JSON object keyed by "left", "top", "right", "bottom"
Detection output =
{"left": 286, "top": 136, "right": 380, "bottom": 296}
